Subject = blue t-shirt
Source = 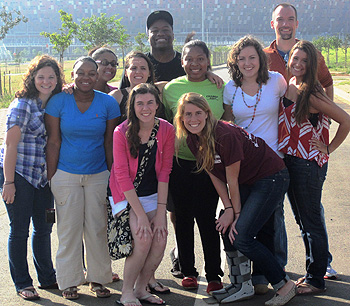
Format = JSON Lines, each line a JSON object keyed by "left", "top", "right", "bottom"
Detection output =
{"left": 46, "top": 90, "right": 120, "bottom": 174}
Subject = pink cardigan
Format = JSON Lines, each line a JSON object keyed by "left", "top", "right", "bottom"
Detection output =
{"left": 109, "top": 118, "right": 175, "bottom": 205}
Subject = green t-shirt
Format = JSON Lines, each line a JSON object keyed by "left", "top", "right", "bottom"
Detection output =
{"left": 163, "top": 76, "right": 225, "bottom": 160}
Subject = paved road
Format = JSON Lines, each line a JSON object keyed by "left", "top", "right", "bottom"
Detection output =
{"left": 0, "top": 67, "right": 350, "bottom": 305}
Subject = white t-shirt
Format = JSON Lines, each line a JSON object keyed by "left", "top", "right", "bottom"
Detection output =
{"left": 224, "top": 71, "right": 287, "bottom": 157}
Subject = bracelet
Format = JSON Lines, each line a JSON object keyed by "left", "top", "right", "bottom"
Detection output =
{"left": 234, "top": 211, "right": 241, "bottom": 214}
{"left": 157, "top": 202, "right": 167, "bottom": 205}
{"left": 327, "top": 145, "right": 330, "bottom": 155}
{"left": 224, "top": 206, "right": 233, "bottom": 210}
{"left": 3, "top": 181, "right": 14, "bottom": 185}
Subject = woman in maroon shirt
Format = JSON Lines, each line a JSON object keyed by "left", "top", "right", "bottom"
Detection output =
{"left": 174, "top": 92, "right": 296, "bottom": 306}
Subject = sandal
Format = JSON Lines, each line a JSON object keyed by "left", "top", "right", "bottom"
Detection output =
{"left": 297, "top": 282, "right": 326, "bottom": 295}
{"left": 139, "top": 293, "right": 165, "bottom": 305}
{"left": 62, "top": 286, "right": 79, "bottom": 300}
{"left": 112, "top": 272, "right": 120, "bottom": 282}
{"left": 17, "top": 286, "right": 40, "bottom": 300}
{"left": 148, "top": 281, "right": 171, "bottom": 294}
{"left": 89, "top": 283, "right": 111, "bottom": 298}
{"left": 295, "top": 276, "right": 306, "bottom": 286}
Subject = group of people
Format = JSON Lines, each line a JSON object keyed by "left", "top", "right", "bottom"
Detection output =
{"left": 1, "top": 3, "right": 349, "bottom": 306}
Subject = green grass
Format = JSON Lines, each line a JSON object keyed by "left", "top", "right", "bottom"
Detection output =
{"left": 338, "top": 80, "right": 350, "bottom": 86}
{"left": 321, "top": 48, "right": 350, "bottom": 73}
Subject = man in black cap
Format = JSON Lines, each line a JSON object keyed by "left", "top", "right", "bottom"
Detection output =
{"left": 145, "top": 10, "right": 185, "bottom": 82}
{"left": 119, "top": 10, "right": 185, "bottom": 88}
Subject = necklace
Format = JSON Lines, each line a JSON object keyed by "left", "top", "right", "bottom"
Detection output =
{"left": 231, "top": 83, "right": 262, "bottom": 130}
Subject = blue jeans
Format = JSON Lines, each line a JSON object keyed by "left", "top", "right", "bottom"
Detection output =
{"left": 252, "top": 195, "right": 287, "bottom": 286}
{"left": 284, "top": 155, "right": 328, "bottom": 289}
{"left": 0, "top": 168, "right": 56, "bottom": 291}
{"left": 223, "top": 168, "right": 290, "bottom": 290}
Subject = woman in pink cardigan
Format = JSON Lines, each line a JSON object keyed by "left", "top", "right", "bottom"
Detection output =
{"left": 110, "top": 83, "right": 175, "bottom": 306}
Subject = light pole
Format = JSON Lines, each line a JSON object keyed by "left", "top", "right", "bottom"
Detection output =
{"left": 202, "top": 0, "right": 205, "bottom": 42}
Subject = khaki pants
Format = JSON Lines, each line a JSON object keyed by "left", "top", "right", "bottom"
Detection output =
{"left": 51, "top": 169, "right": 112, "bottom": 290}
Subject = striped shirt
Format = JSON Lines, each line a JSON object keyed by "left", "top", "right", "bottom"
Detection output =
{"left": 0, "top": 97, "right": 48, "bottom": 188}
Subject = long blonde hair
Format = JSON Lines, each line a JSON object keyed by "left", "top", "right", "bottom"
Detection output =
{"left": 174, "top": 92, "right": 217, "bottom": 172}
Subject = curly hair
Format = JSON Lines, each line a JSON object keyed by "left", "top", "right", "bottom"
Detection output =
{"left": 227, "top": 35, "right": 269, "bottom": 87}
{"left": 287, "top": 40, "right": 323, "bottom": 124}
{"left": 175, "top": 92, "right": 217, "bottom": 173}
{"left": 15, "top": 55, "right": 64, "bottom": 102}
{"left": 126, "top": 83, "right": 161, "bottom": 158}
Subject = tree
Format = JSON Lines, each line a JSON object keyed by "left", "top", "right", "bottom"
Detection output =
{"left": 117, "top": 32, "right": 131, "bottom": 68}
{"left": 313, "top": 35, "right": 326, "bottom": 53}
{"left": 134, "top": 32, "right": 147, "bottom": 52}
{"left": 40, "top": 10, "right": 78, "bottom": 66}
{"left": 0, "top": 6, "right": 28, "bottom": 41}
{"left": 342, "top": 34, "right": 350, "bottom": 68}
{"left": 329, "top": 35, "right": 342, "bottom": 64}
{"left": 77, "top": 13, "right": 126, "bottom": 51}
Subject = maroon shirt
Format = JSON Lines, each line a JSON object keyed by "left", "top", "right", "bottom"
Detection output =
{"left": 187, "top": 121, "right": 285, "bottom": 185}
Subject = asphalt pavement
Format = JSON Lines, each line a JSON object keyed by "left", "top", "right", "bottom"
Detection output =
{"left": 0, "top": 66, "right": 349, "bottom": 305}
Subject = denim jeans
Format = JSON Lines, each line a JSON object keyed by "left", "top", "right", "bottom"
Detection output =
{"left": 0, "top": 168, "right": 56, "bottom": 291}
{"left": 284, "top": 155, "right": 328, "bottom": 289}
{"left": 223, "top": 168, "right": 290, "bottom": 290}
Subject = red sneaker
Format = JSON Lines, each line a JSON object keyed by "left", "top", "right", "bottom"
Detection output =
{"left": 182, "top": 277, "right": 198, "bottom": 290}
{"left": 206, "top": 281, "right": 223, "bottom": 295}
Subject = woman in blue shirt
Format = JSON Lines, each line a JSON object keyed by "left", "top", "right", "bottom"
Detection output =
{"left": 45, "top": 56, "right": 120, "bottom": 300}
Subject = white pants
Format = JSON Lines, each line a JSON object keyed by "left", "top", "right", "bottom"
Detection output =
{"left": 51, "top": 169, "right": 112, "bottom": 290}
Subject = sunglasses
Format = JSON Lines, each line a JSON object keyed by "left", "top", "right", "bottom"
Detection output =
{"left": 96, "top": 60, "right": 118, "bottom": 67}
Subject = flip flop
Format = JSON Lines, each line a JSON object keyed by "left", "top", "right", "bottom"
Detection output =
{"left": 113, "top": 272, "right": 120, "bottom": 282}
{"left": 116, "top": 298, "right": 142, "bottom": 306}
{"left": 297, "top": 282, "right": 326, "bottom": 295}
{"left": 17, "top": 287, "right": 40, "bottom": 300}
{"left": 139, "top": 293, "right": 165, "bottom": 305}
{"left": 148, "top": 281, "right": 171, "bottom": 294}
{"left": 89, "top": 284, "right": 111, "bottom": 298}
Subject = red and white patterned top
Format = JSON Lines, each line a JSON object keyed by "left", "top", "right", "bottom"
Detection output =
{"left": 278, "top": 97, "right": 329, "bottom": 167}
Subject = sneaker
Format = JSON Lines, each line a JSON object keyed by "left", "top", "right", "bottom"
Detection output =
{"left": 324, "top": 266, "right": 338, "bottom": 280}
{"left": 182, "top": 276, "right": 198, "bottom": 290}
{"left": 170, "top": 247, "right": 184, "bottom": 279}
{"left": 206, "top": 281, "right": 223, "bottom": 295}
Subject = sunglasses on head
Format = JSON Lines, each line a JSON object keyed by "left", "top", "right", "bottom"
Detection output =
{"left": 96, "top": 60, "right": 118, "bottom": 67}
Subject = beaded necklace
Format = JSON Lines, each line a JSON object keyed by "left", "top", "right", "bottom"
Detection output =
{"left": 231, "top": 83, "right": 262, "bottom": 130}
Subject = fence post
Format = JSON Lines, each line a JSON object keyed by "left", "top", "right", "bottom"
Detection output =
{"left": 0, "top": 66, "right": 2, "bottom": 96}
{"left": 3, "top": 71, "right": 6, "bottom": 93}
{"left": 9, "top": 71, "right": 11, "bottom": 94}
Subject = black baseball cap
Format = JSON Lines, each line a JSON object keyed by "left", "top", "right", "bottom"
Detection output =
{"left": 147, "top": 10, "right": 173, "bottom": 30}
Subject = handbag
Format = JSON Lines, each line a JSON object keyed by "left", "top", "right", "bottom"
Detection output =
{"left": 107, "top": 118, "right": 160, "bottom": 260}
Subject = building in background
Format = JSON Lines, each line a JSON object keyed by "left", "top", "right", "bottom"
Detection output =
{"left": 2, "top": 0, "right": 349, "bottom": 55}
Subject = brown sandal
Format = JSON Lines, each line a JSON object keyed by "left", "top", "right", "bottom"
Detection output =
{"left": 89, "top": 283, "right": 111, "bottom": 298}
{"left": 62, "top": 286, "right": 79, "bottom": 300}
{"left": 17, "top": 287, "right": 40, "bottom": 300}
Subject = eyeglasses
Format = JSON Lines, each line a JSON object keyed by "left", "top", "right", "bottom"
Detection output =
{"left": 96, "top": 60, "right": 118, "bottom": 67}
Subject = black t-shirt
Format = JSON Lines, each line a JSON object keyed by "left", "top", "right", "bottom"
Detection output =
{"left": 136, "top": 142, "right": 158, "bottom": 196}
{"left": 119, "top": 51, "right": 185, "bottom": 88}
